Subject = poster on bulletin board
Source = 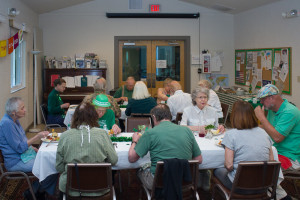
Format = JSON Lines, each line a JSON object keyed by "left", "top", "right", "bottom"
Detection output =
{"left": 235, "top": 47, "right": 291, "bottom": 95}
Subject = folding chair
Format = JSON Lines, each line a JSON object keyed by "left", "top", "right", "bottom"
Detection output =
{"left": 40, "top": 104, "right": 63, "bottom": 131}
{"left": 125, "top": 116, "right": 152, "bottom": 132}
{"left": 142, "top": 160, "right": 200, "bottom": 200}
{"left": 282, "top": 168, "right": 300, "bottom": 199}
{"left": 0, "top": 149, "right": 37, "bottom": 200}
{"left": 220, "top": 103, "right": 230, "bottom": 126}
{"left": 212, "top": 161, "right": 281, "bottom": 200}
{"left": 65, "top": 163, "right": 116, "bottom": 200}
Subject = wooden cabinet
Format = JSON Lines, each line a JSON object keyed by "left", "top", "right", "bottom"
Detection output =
{"left": 43, "top": 68, "right": 106, "bottom": 104}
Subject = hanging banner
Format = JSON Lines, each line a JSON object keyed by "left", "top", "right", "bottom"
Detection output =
{"left": 18, "top": 29, "right": 23, "bottom": 43}
{"left": 8, "top": 36, "right": 14, "bottom": 54}
{"left": 0, "top": 40, "right": 7, "bottom": 57}
{"left": 13, "top": 32, "right": 19, "bottom": 49}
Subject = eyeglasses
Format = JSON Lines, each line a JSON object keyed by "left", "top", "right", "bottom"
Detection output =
{"left": 196, "top": 96, "right": 208, "bottom": 100}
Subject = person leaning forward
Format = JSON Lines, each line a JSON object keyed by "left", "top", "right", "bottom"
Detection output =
{"left": 128, "top": 104, "right": 202, "bottom": 190}
{"left": 114, "top": 76, "right": 135, "bottom": 103}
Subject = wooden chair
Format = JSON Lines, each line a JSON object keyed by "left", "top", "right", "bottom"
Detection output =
{"left": 212, "top": 161, "right": 281, "bottom": 200}
{"left": 65, "top": 163, "right": 116, "bottom": 200}
{"left": 0, "top": 149, "right": 37, "bottom": 200}
{"left": 282, "top": 168, "right": 300, "bottom": 198}
{"left": 142, "top": 160, "right": 200, "bottom": 200}
{"left": 126, "top": 116, "right": 152, "bottom": 132}
{"left": 40, "top": 104, "right": 63, "bottom": 131}
{"left": 175, "top": 112, "right": 183, "bottom": 125}
{"left": 220, "top": 103, "right": 230, "bottom": 126}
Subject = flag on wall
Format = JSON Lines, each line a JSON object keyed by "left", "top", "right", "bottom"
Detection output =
{"left": 13, "top": 32, "right": 19, "bottom": 49}
{"left": 8, "top": 36, "right": 14, "bottom": 54}
{"left": 235, "top": 71, "right": 245, "bottom": 83}
{"left": 0, "top": 40, "right": 7, "bottom": 57}
{"left": 18, "top": 30, "right": 23, "bottom": 43}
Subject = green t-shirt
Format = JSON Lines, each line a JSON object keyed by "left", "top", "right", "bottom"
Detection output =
{"left": 98, "top": 109, "right": 115, "bottom": 130}
{"left": 113, "top": 86, "right": 133, "bottom": 100}
{"left": 47, "top": 89, "right": 65, "bottom": 116}
{"left": 268, "top": 99, "right": 300, "bottom": 161}
{"left": 135, "top": 121, "right": 201, "bottom": 174}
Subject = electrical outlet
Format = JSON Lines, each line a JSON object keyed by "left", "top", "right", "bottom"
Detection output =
{"left": 198, "top": 68, "right": 202, "bottom": 74}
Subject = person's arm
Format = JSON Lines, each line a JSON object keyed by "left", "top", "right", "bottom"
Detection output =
{"left": 254, "top": 106, "right": 285, "bottom": 143}
{"left": 269, "top": 147, "right": 274, "bottom": 161}
{"left": 157, "top": 88, "right": 168, "bottom": 102}
{"left": 27, "top": 131, "right": 49, "bottom": 146}
{"left": 128, "top": 132, "right": 141, "bottom": 163}
{"left": 224, "top": 147, "right": 234, "bottom": 171}
{"left": 193, "top": 155, "right": 203, "bottom": 164}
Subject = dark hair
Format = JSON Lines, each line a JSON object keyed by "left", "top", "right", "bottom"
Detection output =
{"left": 150, "top": 104, "right": 172, "bottom": 122}
{"left": 54, "top": 78, "right": 66, "bottom": 87}
{"left": 71, "top": 102, "right": 99, "bottom": 129}
{"left": 230, "top": 100, "right": 258, "bottom": 130}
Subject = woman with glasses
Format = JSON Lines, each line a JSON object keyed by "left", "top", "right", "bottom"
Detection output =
{"left": 180, "top": 86, "right": 225, "bottom": 133}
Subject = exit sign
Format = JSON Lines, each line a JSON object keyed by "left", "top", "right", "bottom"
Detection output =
{"left": 150, "top": 4, "right": 160, "bottom": 12}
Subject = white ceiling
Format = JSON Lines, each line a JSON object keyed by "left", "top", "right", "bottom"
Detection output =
{"left": 179, "top": 0, "right": 282, "bottom": 14}
{"left": 21, "top": 0, "right": 282, "bottom": 14}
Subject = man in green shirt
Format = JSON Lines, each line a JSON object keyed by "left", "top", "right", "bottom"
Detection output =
{"left": 113, "top": 76, "right": 135, "bottom": 103}
{"left": 255, "top": 84, "right": 300, "bottom": 200}
{"left": 128, "top": 104, "right": 202, "bottom": 189}
{"left": 47, "top": 78, "right": 70, "bottom": 126}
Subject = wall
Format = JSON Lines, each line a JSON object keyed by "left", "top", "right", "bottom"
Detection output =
{"left": 39, "top": 0, "right": 234, "bottom": 92}
{"left": 0, "top": 0, "right": 41, "bottom": 129}
{"left": 234, "top": 0, "right": 300, "bottom": 104}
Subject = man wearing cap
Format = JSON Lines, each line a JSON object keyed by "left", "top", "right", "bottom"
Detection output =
{"left": 114, "top": 76, "right": 135, "bottom": 103}
{"left": 255, "top": 84, "right": 300, "bottom": 200}
{"left": 92, "top": 94, "right": 121, "bottom": 134}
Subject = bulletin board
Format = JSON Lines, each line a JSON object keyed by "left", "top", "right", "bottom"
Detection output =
{"left": 235, "top": 47, "right": 291, "bottom": 95}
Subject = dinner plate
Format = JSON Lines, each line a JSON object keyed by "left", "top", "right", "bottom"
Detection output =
{"left": 214, "top": 139, "right": 223, "bottom": 147}
{"left": 41, "top": 133, "right": 61, "bottom": 143}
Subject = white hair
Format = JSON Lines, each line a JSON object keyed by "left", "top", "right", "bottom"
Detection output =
{"left": 132, "top": 81, "right": 150, "bottom": 100}
{"left": 5, "top": 97, "right": 23, "bottom": 116}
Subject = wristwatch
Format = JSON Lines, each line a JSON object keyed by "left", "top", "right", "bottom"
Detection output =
{"left": 131, "top": 141, "right": 137, "bottom": 145}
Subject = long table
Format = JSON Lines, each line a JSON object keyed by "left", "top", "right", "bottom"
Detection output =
{"left": 32, "top": 132, "right": 283, "bottom": 184}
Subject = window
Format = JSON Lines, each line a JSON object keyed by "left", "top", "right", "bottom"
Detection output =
{"left": 11, "top": 41, "right": 26, "bottom": 92}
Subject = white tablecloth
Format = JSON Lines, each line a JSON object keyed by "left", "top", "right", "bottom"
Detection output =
{"left": 63, "top": 106, "right": 77, "bottom": 126}
{"left": 119, "top": 108, "right": 127, "bottom": 120}
{"left": 32, "top": 132, "right": 283, "bottom": 184}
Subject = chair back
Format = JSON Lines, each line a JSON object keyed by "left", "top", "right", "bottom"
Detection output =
{"left": 175, "top": 112, "right": 183, "bottom": 124}
{"left": 40, "top": 104, "right": 48, "bottom": 123}
{"left": 126, "top": 116, "right": 152, "bottom": 132}
{"left": 66, "top": 163, "right": 114, "bottom": 200}
{"left": 0, "top": 149, "right": 6, "bottom": 174}
{"left": 150, "top": 160, "right": 199, "bottom": 200}
{"left": 229, "top": 161, "right": 281, "bottom": 199}
{"left": 220, "top": 103, "right": 230, "bottom": 126}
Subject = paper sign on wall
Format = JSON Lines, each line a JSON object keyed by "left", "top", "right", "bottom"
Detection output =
{"left": 156, "top": 60, "right": 167, "bottom": 68}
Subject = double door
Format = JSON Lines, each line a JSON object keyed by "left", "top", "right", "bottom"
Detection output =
{"left": 118, "top": 40, "right": 185, "bottom": 97}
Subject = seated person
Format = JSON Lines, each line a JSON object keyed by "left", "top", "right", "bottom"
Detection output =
{"left": 47, "top": 78, "right": 70, "bottom": 126}
{"left": 157, "top": 78, "right": 173, "bottom": 104}
{"left": 92, "top": 94, "right": 121, "bottom": 134}
{"left": 0, "top": 97, "right": 58, "bottom": 198}
{"left": 83, "top": 77, "right": 121, "bottom": 118}
{"left": 214, "top": 100, "right": 273, "bottom": 192}
{"left": 114, "top": 76, "right": 135, "bottom": 103}
{"left": 56, "top": 102, "right": 118, "bottom": 198}
{"left": 198, "top": 80, "right": 223, "bottom": 118}
{"left": 128, "top": 104, "right": 202, "bottom": 190}
{"left": 125, "top": 81, "right": 157, "bottom": 116}
{"left": 181, "top": 86, "right": 225, "bottom": 133}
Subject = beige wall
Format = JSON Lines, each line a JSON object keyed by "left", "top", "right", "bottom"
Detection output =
{"left": 0, "top": 0, "right": 41, "bottom": 129}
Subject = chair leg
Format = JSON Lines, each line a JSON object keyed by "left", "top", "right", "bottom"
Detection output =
{"left": 291, "top": 179, "right": 300, "bottom": 199}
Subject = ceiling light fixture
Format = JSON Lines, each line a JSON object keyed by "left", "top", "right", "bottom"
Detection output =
{"left": 8, "top": 8, "right": 20, "bottom": 18}
{"left": 282, "top": 9, "right": 298, "bottom": 18}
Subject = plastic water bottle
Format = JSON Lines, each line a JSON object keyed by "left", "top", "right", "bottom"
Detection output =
{"left": 103, "top": 124, "right": 108, "bottom": 133}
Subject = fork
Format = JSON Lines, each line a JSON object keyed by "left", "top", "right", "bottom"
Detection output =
{"left": 46, "top": 138, "right": 54, "bottom": 147}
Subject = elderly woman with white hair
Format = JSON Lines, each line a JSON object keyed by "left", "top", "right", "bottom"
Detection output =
{"left": 0, "top": 97, "right": 58, "bottom": 198}
{"left": 181, "top": 86, "right": 225, "bottom": 133}
{"left": 125, "top": 81, "right": 157, "bottom": 116}
{"left": 198, "top": 79, "right": 223, "bottom": 118}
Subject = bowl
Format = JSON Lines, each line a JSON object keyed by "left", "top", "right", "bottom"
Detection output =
{"left": 236, "top": 90, "right": 244, "bottom": 96}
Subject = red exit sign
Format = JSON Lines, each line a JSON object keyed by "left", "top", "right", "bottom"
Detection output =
{"left": 150, "top": 4, "right": 160, "bottom": 12}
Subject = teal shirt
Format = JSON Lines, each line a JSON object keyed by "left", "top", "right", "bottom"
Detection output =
{"left": 125, "top": 97, "right": 157, "bottom": 116}
{"left": 47, "top": 89, "right": 65, "bottom": 116}
{"left": 135, "top": 121, "right": 201, "bottom": 174}
{"left": 268, "top": 99, "right": 300, "bottom": 161}
{"left": 113, "top": 86, "right": 133, "bottom": 99}
{"left": 98, "top": 109, "right": 115, "bottom": 130}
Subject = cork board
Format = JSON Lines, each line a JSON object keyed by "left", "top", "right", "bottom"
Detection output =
{"left": 235, "top": 47, "right": 291, "bottom": 95}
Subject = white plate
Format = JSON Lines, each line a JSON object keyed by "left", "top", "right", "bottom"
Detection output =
{"left": 41, "top": 133, "right": 61, "bottom": 143}
{"left": 214, "top": 139, "right": 223, "bottom": 147}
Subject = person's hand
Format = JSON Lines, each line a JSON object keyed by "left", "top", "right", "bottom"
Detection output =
{"left": 121, "top": 97, "right": 128, "bottom": 102}
{"left": 132, "top": 132, "right": 141, "bottom": 143}
{"left": 112, "top": 124, "right": 121, "bottom": 134}
{"left": 218, "top": 125, "right": 225, "bottom": 133}
{"left": 254, "top": 106, "right": 265, "bottom": 121}
{"left": 38, "top": 131, "right": 49, "bottom": 139}
{"left": 61, "top": 103, "right": 70, "bottom": 109}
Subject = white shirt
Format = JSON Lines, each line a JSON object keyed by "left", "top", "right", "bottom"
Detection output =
{"left": 167, "top": 90, "right": 193, "bottom": 120}
{"left": 208, "top": 89, "right": 223, "bottom": 118}
{"left": 180, "top": 105, "right": 219, "bottom": 127}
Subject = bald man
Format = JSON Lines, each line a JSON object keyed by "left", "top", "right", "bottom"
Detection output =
{"left": 114, "top": 76, "right": 136, "bottom": 103}
{"left": 167, "top": 81, "right": 193, "bottom": 121}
